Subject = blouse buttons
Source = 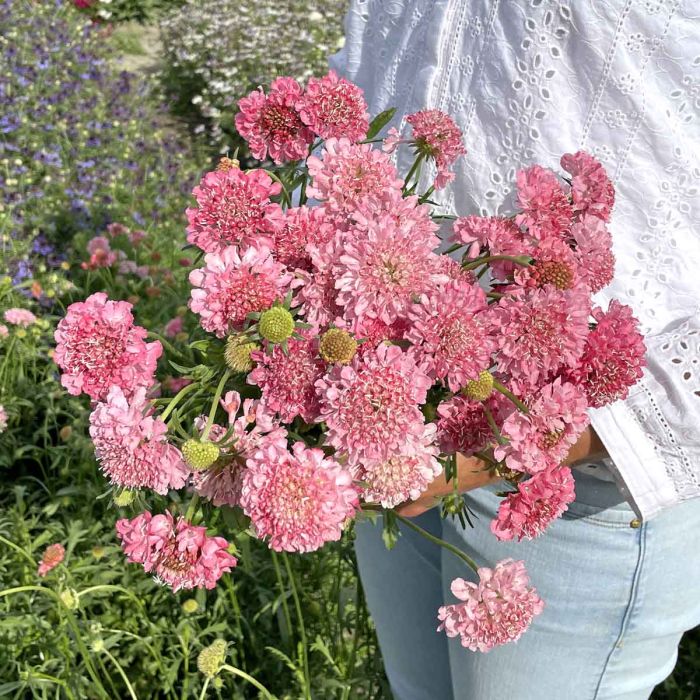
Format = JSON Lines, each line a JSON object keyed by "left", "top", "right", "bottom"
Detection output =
{"left": 629, "top": 518, "right": 642, "bottom": 529}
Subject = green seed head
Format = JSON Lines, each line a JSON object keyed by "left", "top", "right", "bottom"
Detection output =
{"left": 224, "top": 335, "right": 258, "bottom": 372}
{"left": 182, "top": 598, "right": 199, "bottom": 614}
{"left": 258, "top": 307, "right": 295, "bottom": 343}
{"left": 60, "top": 588, "right": 80, "bottom": 610}
{"left": 113, "top": 490, "right": 135, "bottom": 507}
{"left": 319, "top": 328, "right": 357, "bottom": 365}
{"left": 197, "top": 639, "right": 227, "bottom": 677}
{"left": 182, "top": 439, "right": 220, "bottom": 471}
{"left": 462, "top": 370, "right": 494, "bottom": 402}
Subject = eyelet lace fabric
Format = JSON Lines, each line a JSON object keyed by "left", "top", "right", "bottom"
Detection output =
{"left": 332, "top": 0, "right": 700, "bottom": 517}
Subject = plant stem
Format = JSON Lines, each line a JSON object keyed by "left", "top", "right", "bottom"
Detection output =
{"left": 282, "top": 553, "right": 311, "bottom": 700}
{"left": 393, "top": 513, "right": 478, "bottom": 573}
{"left": 220, "top": 665, "right": 274, "bottom": 699}
{"left": 159, "top": 381, "right": 200, "bottom": 422}
{"left": 185, "top": 493, "right": 200, "bottom": 523}
{"left": 146, "top": 331, "right": 188, "bottom": 361}
{"left": 403, "top": 153, "right": 424, "bottom": 192}
{"left": 483, "top": 404, "right": 507, "bottom": 445}
{"left": 197, "top": 677, "right": 210, "bottom": 700}
{"left": 202, "top": 370, "right": 231, "bottom": 440}
{"left": 271, "top": 552, "right": 293, "bottom": 646}
{"left": 462, "top": 254, "right": 532, "bottom": 271}
{"left": 102, "top": 649, "right": 138, "bottom": 700}
{"left": 492, "top": 379, "right": 530, "bottom": 414}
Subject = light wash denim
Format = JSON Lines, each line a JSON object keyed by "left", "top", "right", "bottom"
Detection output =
{"left": 355, "top": 470, "right": 700, "bottom": 699}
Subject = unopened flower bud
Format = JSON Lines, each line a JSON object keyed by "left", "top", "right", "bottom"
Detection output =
{"left": 59, "top": 425, "right": 73, "bottom": 441}
{"left": 114, "top": 490, "right": 135, "bottom": 507}
{"left": 182, "top": 598, "right": 199, "bottom": 614}
{"left": 60, "top": 588, "right": 80, "bottom": 610}
{"left": 319, "top": 328, "right": 357, "bottom": 365}
{"left": 462, "top": 370, "right": 494, "bottom": 401}
{"left": 182, "top": 439, "right": 220, "bottom": 471}
{"left": 258, "top": 307, "right": 294, "bottom": 343}
{"left": 197, "top": 639, "right": 227, "bottom": 677}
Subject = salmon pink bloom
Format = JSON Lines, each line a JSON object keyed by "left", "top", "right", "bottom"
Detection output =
{"left": 186, "top": 168, "right": 284, "bottom": 254}
{"left": 561, "top": 151, "right": 615, "bottom": 222}
{"left": 116, "top": 511, "right": 237, "bottom": 591}
{"left": 0, "top": 405, "right": 7, "bottom": 433}
{"left": 54, "top": 293, "right": 161, "bottom": 401}
{"left": 570, "top": 214, "right": 615, "bottom": 293}
{"left": 37, "top": 543, "right": 65, "bottom": 577}
{"left": 516, "top": 164, "right": 573, "bottom": 240}
{"left": 297, "top": 70, "right": 369, "bottom": 142}
{"left": 438, "top": 559, "right": 544, "bottom": 652}
{"left": 269, "top": 205, "right": 335, "bottom": 271}
{"left": 241, "top": 441, "right": 358, "bottom": 552}
{"left": 89, "top": 386, "right": 190, "bottom": 494}
{"left": 235, "top": 77, "right": 314, "bottom": 164}
{"left": 4, "top": 308, "right": 37, "bottom": 326}
{"left": 491, "top": 464, "right": 576, "bottom": 541}
{"left": 189, "top": 245, "right": 290, "bottom": 337}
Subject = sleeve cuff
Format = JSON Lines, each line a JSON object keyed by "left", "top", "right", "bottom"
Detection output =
{"left": 589, "top": 399, "right": 678, "bottom": 520}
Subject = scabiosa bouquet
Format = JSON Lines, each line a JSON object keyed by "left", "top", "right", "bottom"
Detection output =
{"left": 56, "top": 72, "right": 646, "bottom": 652}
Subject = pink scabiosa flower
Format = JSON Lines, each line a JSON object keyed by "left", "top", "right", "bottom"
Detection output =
{"left": 54, "top": 293, "right": 161, "bottom": 401}
{"left": 344, "top": 314, "right": 411, "bottom": 356}
{"left": 82, "top": 236, "right": 118, "bottom": 270}
{"left": 116, "top": 511, "right": 237, "bottom": 591}
{"left": 438, "top": 559, "right": 544, "bottom": 652}
{"left": 295, "top": 237, "right": 344, "bottom": 327}
{"left": 306, "top": 138, "right": 404, "bottom": 215}
{"left": 269, "top": 205, "right": 335, "bottom": 271}
{"left": 0, "top": 405, "right": 7, "bottom": 433}
{"left": 406, "top": 109, "right": 467, "bottom": 189}
{"left": 491, "top": 464, "right": 576, "bottom": 541}
{"left": 514, "top": 237, "right": 580, "bottom": 291}
{"left": 38, "top": 543, "right": 65, "bottom": 577}
{"left": 248, "top": 331, "right": 326, "bottom": 423}
{"left": 297, "top": 70, "right": 369, "bottom": 142}
{"left": 495, "top": 378, "right": 589, "bottom": 474}
{"left": 235, "top": 77, "right": 314, "bottom": 164}
{"left": 316, "top": 343, "right": 432, "bottom": 463}
{"left": 186, "top": 168, "right": 284, "bottom": 254}
{"left": 515, "top": 164, "right": 573, "bottom": 240}
{"left": 570, "top": 214, "right": 615, "bottom": 293}
{"left": 240, "top": 440, "right": 358, "bottom": 553}
{"left": 436, "top": 394, "right": 509, "bottom": 457}
{"left": 407, "top": 279, "right": 493, "bottom": 391}
{"left": 357, "top": 424, "right": 442, "bottom": 508}
{"left": 0, "top": 324, "right": 8, "bottom": 338}
{"left": 335, "top": 217, "right": 447, "bottom": 325}
{"left": 89, "top": 386, "right": 190, "bottom": 494}
{"left": 561, "top": 151, "right": 615, "bottom": 222}
{"left": 4, "top": 308, "right": 37, "bottom": 326}
{"left": 189, "top": 245, "right": 290, "bottom": 338}
{"left": 163, "top": 316, "right": 184, "bottom": 338}
{"left": 567, "top": 300, "right": 646, "bottom": 408}
{"left": 490, "top": 286, "right": 590, "bottom": 389}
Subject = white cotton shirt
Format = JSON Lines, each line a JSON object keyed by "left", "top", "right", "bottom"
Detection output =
{"left": 331, "top": 0, "right": 700, "bottom": 519}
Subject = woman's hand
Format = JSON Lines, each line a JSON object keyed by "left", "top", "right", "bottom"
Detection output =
{"left": 395, "top": 427, "right": 608, "bottom": 518}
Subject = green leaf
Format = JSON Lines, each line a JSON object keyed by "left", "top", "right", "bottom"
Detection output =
{"left": 366, "top": 107, "right": 396, "bottom": 140}
{"left": 381, "top": 510, "right": 400, "bottom": 551}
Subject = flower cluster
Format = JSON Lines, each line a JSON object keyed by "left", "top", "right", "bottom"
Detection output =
{"left": 56, "top": 73, "right": 646, "bottom": 654}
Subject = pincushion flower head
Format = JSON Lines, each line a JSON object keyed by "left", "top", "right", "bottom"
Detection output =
{"left": 248, "top": 330, "right": 326, "bottom": 423}
{"left": 490, "top": 286, "right": 590, "bottom": 389}
{"left": 570, "top": 214, "right": 615, "bottom": 293}
{"left": 186, "top": 167, "right": 284, "bottom": 254}
{"left": 406, "top": 109, "right": 467, "bottom": 189}
{"left": 568, "top": 300, "right": 646, "bottom": 408}
{"left": 0, "top": 405, "right": 7, "bottom": 433}
{"left": 235, "top": 76, "right": 314, "bottom": 164}
{"left": 407, "top": 279, "right": 494, "bottom": 392}
{"left": 515, "top": 164, "right": 573, "bottom": 240}
{"left": 89, "top": 386, "right": 190, "bottom": 494}
{"left": 297, "top": 70, "right": 370, "bottom": 142}
{"left": 316, "top": 343, "right": 432, "bottom": 463}
{"left": 357, "top": 424, "right": 442, "bottom": 508}
{"left": 38, "top": 543, "right": 65, "bottom": 577}
{"left": 240, "top": 440, "right": 358, "bottom": 553}
{"left": 335, "top": 216, "right": 447, "bottom": 325}
{"left": 4, "top": 307, "right": 37, "bottom": 327}
{"left": 269, "top": 205, "right": 336, "bottom": 271}
{"left": 561, "top": 151, "right": 615, "bottom": 222}
{"left": 514, "top": 237, "right": 580, "bottom": 291}
{"left": 116, "top": 511, "right": 237, "bottom": 591}
{"left": 189, "top": 245, "right": 291, "bottom": 337}
{"left": 438, "top": 559, "right": 544, "bottom": 652}
{"left": 495, "top": 378, "right": 589, "bottom": 474}
{"left": 54, "top": 292, "right": 161, "bottom": 401}
{"left": 491, "top": 464, "right": 576, "bottom": 541}
{"left": 306, "top": 138, "right": 404, "bottom": 215}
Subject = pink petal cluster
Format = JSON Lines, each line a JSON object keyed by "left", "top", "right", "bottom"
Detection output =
{"left": 561, "top": 151, "right": 615, "bottom": 222}
{"left": 491, "top": 465, "right": 576, "bottom": 541}
{"left": 0, "top": 405, "right": 7, "bottom": 433}
{"left": 495, "top": 379, "right": 589, "bottom": 474}
{"left": 89, "top": 386, "right": 190, "bottom": 494}
{"left": 407, "top": 279, "right": 493, "bottom": 391}
{"left": 490, "top": 286, "right": 590, "bottom": 389}
{"left": 438, "top": 559, "right": 544, "bottom": 652}
{"left": 357, "top": 424, "right": 442, "bottom": 508}
{"left": 38, "top": 543, "right": 65, "bottom": 577}
{"left": 570, "top": 214, "right": 615, "bottom": 293}
{"left": 514, "top": 237, "right": 580, "bottom": 291}
{"left": 269, "top": 205, "right": 335, "bottom": 271}
{"left": 82, "top": 235, "right": 119, "bottom": 270}
{"left": 298, "top": 70, "right": 370, "bottom": 142}
{"left": 235, "top": 77, "right": 314, "bottom": 164}
{"left": 189, "top": 245, "right": 290, "bottom": 337}
{"left": 4, "top": 308, "right": 37, "bottom": 326}
{"left": 186, "top": 168, "right": 284, "bottom": 254}
{"left": 316, "top": 343, "right": 432, "bottom": 463}
{"left": 54, "top": 293, "right": 161, "bottom": 401}
{"left": 295, "top": 238, "right": 344, "bottom": 327}
{"left": 116, "top": 511, "right": 237, "bottom": 591}
{"left": 240, "top": 440, "right": 358, "bottom": 552}
{"left": 248, "top": 331, "right": 326, "bottom": 423}
{"left": 406, "top": 109, "right": 466, "bottom": 189}
{"left": 515, "top": 164, "right": 572, "bottom": 240}
{"left": 568, "top": 300, "right": 646, "bottom": 408}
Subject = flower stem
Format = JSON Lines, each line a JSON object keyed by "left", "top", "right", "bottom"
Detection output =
{"left": 462, "top": 254, "right": 532, "bottom": 271}
{"left": 403, "top": 153, "right": 424, "bottom": 192}
{"left": 493, "top": 379, "right": 529, "bottom": 414}
{"left": 102, "top": 649, "right": 138, "bottom": 700}
{"left": 394, "top": 513, "right": 478, "bottom": 573}
{"left": 185, "top": 493, "right": 200, "bottom": 523}
{"left": 202, "top": 370, "right": 231, "bottom": 440}
{"left": 282, "top": 553, "right": 311, "bottom": 700}
{"left": 160, "top": 381, "right": 200, "bottom": 423}
{"left": 146, "top": 331, "right": 188, "bottom": 361}
{"left": 483, "top": 404, "right": 508, "bottom": 446}
{"left": 220, "top": 665, "right": 274, "bottom": 699}
{"left": 197, "top": 677, "right": 210, "bottom": 700}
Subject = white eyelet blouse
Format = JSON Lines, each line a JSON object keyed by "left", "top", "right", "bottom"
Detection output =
{"left": 331, "top": 0, "right": 700, "bottom": 519}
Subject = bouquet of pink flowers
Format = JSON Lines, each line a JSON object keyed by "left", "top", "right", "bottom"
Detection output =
{"left": 54, "top": 71, "right": 646, "bottom": 652}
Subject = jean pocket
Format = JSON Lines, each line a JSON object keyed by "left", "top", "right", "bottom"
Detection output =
{"left": 562, "top": 499, "right": 636, "bottom": 528}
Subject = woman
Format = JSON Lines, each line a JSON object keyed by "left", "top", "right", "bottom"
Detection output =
{"left": 330, "top": 2, "right": 700, "bottom": 698}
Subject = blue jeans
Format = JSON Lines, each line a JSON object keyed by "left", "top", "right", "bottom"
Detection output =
{"left": 355, "top": 470, "right": 700, "bottom": 699}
